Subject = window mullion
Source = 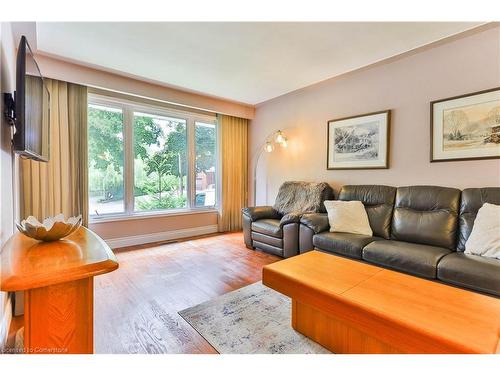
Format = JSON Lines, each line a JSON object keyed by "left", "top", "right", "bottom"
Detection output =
{"left": 124, "top": 106, "right": 134, "bottom": 215}
{"left": 187, "top": 117, "right": 196, "bottom": 208}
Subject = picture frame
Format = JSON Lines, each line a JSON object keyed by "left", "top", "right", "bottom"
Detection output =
{"left": 327, "top": 110, "right": 390, "bottom": 170}
{"left": 430, "top": 87, "right": 500, "bottom": 162}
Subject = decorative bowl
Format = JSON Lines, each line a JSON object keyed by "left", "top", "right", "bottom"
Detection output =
{"left": 16, "top": 214, "right": 82, "bottom": 241}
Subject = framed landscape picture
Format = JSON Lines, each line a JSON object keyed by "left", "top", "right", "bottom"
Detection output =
{"left": 431, "top": 87, "right": 500, "bottom": 162}
{"left": 327, "top": 110, "right": 390, "bottom": 169}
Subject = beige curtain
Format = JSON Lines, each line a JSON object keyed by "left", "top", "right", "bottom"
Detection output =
{"left": 218, "top": 114, "right": 249, "bottom": 232}
{"left": 20, "top": 79, "right": 89, "bottom": 226}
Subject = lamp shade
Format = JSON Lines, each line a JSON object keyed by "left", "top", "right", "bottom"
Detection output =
{"left": 275, "top": 130, "right": 285, "bottom": 144}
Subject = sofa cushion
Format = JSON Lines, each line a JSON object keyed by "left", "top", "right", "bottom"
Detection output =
{"left": 339, "top": 185, "right": 396, "bottom": 239}
{"left": 457, "top": 187, "right": 500, "bottom": 251}
{"left": 464, "top": 203, "right": 500, "bottom": 259}
{"left": 437, "top": 252, "right": 500, "bottom": 297}
{"left": 324, "top": 200, "right": 372, "bottom": 236}
{"left": 273, "top": 181, "right": 334, "bottom": 215}
{"left": 251, "top": 219, "right": 282, "bottom": 238}
{"left": 313, "top": 232, "right": 380, "bottom": 259}
{"left": 391, "top": 186, "right": 460, "bottom": 249}
{"left": 363, "top": 240, "right": 451, "bottom": 279}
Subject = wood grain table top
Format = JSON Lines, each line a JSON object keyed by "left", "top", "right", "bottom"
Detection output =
{"left": 1, "top": 227, "right": 118, "bottom": 291}
{"left": 342, "top": 270, "right": 500, "bottom": 354}
{"left": 263, "top": 250, "right": 383, "bottom": 296}
{"left": 263, "top": 251, "right": 500, "bottom": 354}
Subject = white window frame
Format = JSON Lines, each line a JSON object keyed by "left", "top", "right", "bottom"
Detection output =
{"left": 88, "top": 93, "right": 218, "bottom": 223}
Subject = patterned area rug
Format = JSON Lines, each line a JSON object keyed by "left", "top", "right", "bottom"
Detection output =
{"left": 179, "top": 282, "right": 330, "bottom": 354}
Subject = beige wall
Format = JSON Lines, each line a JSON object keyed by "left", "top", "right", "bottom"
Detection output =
{"left": 0, "top": 21, "right": 15, "bottom": 348}
{"left": 34, "top": 54, "right": 255, "bottom": 119}
{"left": 250, "top": 26, "right": 500, "bottom": 204}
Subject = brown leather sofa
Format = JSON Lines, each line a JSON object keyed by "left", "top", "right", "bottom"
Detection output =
{"left": 299, "top": 185, "right": 500, "bottom": 297}
{"left": 242, "top": 181, "right": 334, "bottom": 258}
{"left": 437, "top": 187, "right": 500, "bottom": 296}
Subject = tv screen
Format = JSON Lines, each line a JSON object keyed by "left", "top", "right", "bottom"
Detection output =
{"left": 13, "top": 36, "right": 50, "bottom": 162}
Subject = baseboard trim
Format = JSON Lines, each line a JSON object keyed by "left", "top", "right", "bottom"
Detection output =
{"left": 104, "top": 224, "right": 219, "bottom": 249}
{"left": 0, "top": 294, "right": 13, "bottom": 351}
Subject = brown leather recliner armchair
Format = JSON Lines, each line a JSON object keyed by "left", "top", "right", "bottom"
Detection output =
{"left": 242, "top": 181, "right": 334, "bottom": 258}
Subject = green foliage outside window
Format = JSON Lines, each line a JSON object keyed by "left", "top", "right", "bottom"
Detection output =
{"left": 88, "top": 105, "right": 216, "bottom": 212}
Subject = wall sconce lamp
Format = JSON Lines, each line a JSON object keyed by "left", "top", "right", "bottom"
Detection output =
{"left": 253, "top": 129, "right": 289, "bottom": 205}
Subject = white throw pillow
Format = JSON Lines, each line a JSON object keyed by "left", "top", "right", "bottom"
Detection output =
{"left": 324, "top": 200, "right": 373, "bottom": 236}
{"left": 464, "top": 203, "right": 500, "bottom": 259}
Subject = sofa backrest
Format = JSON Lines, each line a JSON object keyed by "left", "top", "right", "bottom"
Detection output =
{"left": 391, "top": 186, "right": 461, "bottom": 249}
{"left": 457, "top": 187, "right": 500, "bottom": 251}
{"left": 339, "top": 185, "right": 396, "bottom": 239}
{"left": 273, "top": 181, "right": 334, "bottom": 215}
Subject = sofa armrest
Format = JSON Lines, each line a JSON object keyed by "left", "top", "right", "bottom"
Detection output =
{"left": 300, "top": 213, "right": 329, "bottom": 234}
{"left": 242, "top": 206, "right": 281, "bottom": 221}
{"left": 280, "top": 212, "right": 302, "bottom": 226}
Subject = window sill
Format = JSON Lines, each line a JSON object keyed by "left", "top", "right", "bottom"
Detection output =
{"left": 89, "top": 208, "right": 219, "bottom": 224}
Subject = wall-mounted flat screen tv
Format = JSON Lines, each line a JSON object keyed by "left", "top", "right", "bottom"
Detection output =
{"left": 13, "top": 35, "right": 50, "bottom": 162}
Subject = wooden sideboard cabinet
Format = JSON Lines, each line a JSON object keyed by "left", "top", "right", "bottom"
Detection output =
{"left": 0, "top": 227, "right": 118, "bottom": 354}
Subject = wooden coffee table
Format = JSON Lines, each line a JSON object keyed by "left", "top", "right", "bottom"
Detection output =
{"left": 262, "top": 251, "right": 500, "bottom": 354}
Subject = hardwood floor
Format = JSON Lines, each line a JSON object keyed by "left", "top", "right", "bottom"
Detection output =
{"left": 94, "top": 232, "right": 280, "bottom": 354}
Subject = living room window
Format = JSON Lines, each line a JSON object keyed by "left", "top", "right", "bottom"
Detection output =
{"left": 88, "top": 103, "right": 126, "bottom": 216}
{"left": 195, "top": 121, "right": 217, "bottom": 207}
{"left": 88, "top": 93, "right": 218, "bottom": 220}
{"left": 133, "top": 112, "right": 188, "bottom": 212}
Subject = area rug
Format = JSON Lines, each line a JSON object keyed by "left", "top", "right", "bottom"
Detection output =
{"left": 178, "top": 282, "right": 330, "bottom": 354}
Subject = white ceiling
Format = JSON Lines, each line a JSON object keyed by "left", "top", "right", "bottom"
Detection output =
{"left": 27, "top": 22, "right": 484, "bottom": 104}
